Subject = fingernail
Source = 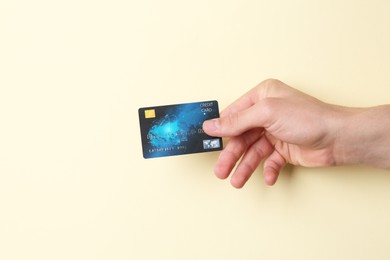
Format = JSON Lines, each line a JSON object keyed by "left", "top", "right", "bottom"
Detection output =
{"left": 203, "top": 119, "right": 219, "bottom": 132}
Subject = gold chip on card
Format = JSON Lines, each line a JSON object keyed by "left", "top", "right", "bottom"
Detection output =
{"left": 144, "top": 109, "right": 156, "bottom": 119}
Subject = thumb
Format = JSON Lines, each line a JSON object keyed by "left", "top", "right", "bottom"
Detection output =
{"left": 202, "top": 101, "right": 272, "bottom": 137}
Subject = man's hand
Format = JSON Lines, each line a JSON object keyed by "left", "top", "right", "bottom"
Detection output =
{"left": 203, "top": 79, "right": 390, "bottom": 188}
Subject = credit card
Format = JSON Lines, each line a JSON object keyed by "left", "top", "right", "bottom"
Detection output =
{"left": 138, "top": 100, "right": 223, "bottom": 159}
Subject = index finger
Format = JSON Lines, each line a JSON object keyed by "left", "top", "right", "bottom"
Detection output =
{"left": 220, "top": 86, "right": 259, "bottom": 118}
{"left": 220, "top": 79, "right": 289, "bottom": 118}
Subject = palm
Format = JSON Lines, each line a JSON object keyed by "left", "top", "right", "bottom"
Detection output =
{"left": 272, "top": 139, "right": 335, "bottom": 168}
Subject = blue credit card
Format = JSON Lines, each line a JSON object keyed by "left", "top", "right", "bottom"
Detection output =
{"left": 138, "top": 100, "right": 223, "bottom": 159}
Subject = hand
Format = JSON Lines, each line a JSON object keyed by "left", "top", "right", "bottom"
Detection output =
{"left": 202, "top": 79, "right": 344, "bottom": 188}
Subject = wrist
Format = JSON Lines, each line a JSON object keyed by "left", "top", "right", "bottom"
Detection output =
{"left": 332, "top": 105, "right": 390, "bottom": 169}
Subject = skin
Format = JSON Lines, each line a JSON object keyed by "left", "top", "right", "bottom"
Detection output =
{"left": 202, "top": 79, "right": 390, "bottom": 188}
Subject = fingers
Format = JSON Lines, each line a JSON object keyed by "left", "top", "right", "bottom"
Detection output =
{"left": 263, "top": 150, "right": 287, "bottom": 186}
{"left": 203, "top": 79, "right": 296, "bottom": 137}
{"left": 203, "top": 100, "right": 275, "bottom": 137}
{"left": 213, "top": 129, "right": 288, "bottom": 188}
{"left": 217, "top": 132, "right": 286, "bottom": 188}
{"left": 214, "top": 128, "right": 263, "bottom": 180}
{"left": 219, "top": 79, "right": 289, "bottom": 118}
{"left": 219, "top": 86, "right": 261, "bottom": 118}
{"left": 230, "top": 134, "right": 273, "bottom": 188}
{"left": 203, "top": 79, "right": 298, "bottom": 188}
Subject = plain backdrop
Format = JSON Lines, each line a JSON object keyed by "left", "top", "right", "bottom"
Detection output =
{"left": 1, "top": 0, "right": 390, "bottom": 259}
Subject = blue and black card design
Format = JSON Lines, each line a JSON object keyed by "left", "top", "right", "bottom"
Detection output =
{"left": 138, "top": 100, "right": 223, "bottom": 159}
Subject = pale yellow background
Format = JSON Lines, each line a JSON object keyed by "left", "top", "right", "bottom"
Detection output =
{"left": 1, "top": 0, "right": 390, "bottom": 259}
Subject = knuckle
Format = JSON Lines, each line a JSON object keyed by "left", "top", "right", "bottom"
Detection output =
{"left": 240, "top": 161, "right": 257, "bottom": 174}
{"left": 261, "top": 78, "right": 283, "bottom": 91}
{"left": 262, "top": 78, "right": 281, "bottom": 87}
{"left": 256, "top": 78, "right": 284, "bottom": 99}
{"left": 222, "top": 148, "right": 241, "bottom": 164}
{"left": 252, "top": 142, "right": 266, "bottom": 159}
{"left": 259, "top": 98, "right": 278, "bottom": 124}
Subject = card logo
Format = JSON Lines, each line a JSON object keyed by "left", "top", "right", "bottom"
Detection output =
{"left": 203, "top": 139, "right": 221, "bottom": 149}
